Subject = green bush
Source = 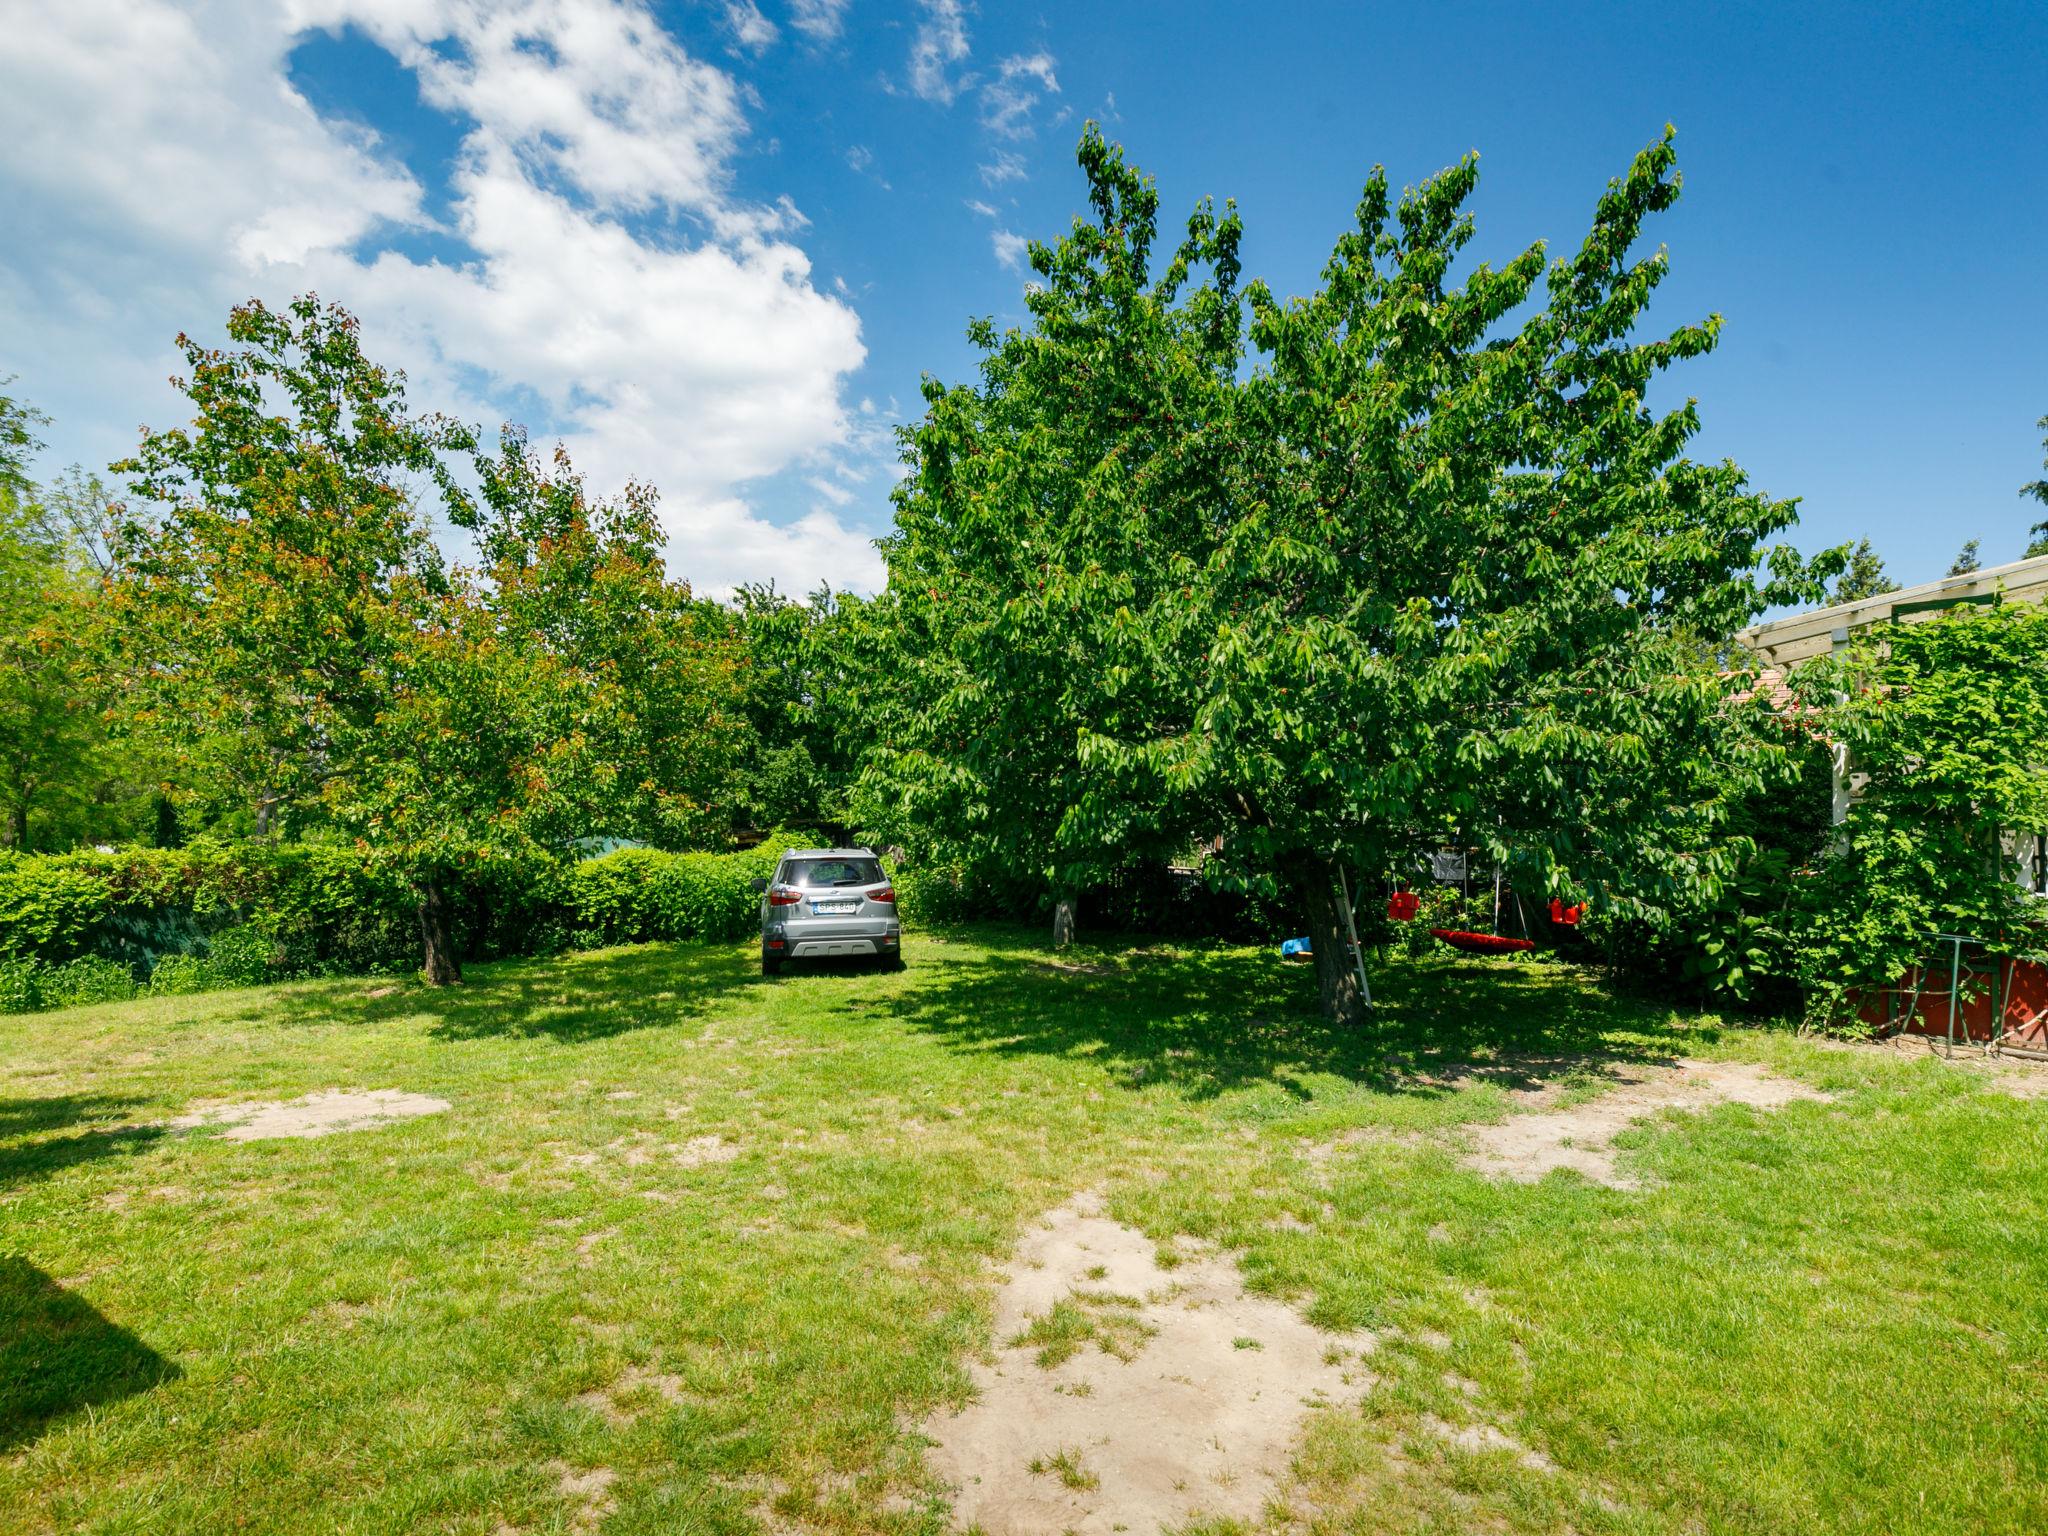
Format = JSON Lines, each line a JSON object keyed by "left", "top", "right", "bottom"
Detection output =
{"left": 37, "top": 956, "right": 139, "bottom": 1009}
{"left": 0, "top": 958, "right": 41, "bottom": 1012}
{"left": 891, "top": 861, "right": 990, "bottom": 925}
{"left": 563, "top": 842, "right": 788, "bottom": 947}
{"left": 145, "top": 953, "right": 216, "bottom": 996}
{"left": 205, "top": 921, "right": 284, "bottom": 987}
{"left": 0, "top": 864, "right": 110, "bottom": 961}
{"left": 0, "top": 833, "right": 817, "bottom": 1014}
{"left": 1392, "top": 885, "right": 1496, "bottom": 958}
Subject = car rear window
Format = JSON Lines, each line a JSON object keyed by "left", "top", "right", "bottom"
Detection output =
{"left": 782, "top": 857, "right": 884, "bottom": 888}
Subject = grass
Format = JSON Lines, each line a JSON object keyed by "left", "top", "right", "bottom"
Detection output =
{"left": 1011, "top": 1294, "right": 1155, "bottom": 1368}
{"left": 1027, "top": 1447, "right": 1100, "bottom": 1491}
{"left": 1, "top": 926, "right": 2045, "bottom": 1534}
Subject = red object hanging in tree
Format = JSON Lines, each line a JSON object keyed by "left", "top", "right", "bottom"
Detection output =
{"left": 1387, "top": 889, "right": 1420, "bottom": 922}
{"left": 1548, "top": 898, "right": 1584, "bottom": 927}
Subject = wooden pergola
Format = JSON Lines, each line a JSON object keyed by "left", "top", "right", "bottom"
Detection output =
{"left": 1737, "top": 552, "right": 2048, "bottom": 668}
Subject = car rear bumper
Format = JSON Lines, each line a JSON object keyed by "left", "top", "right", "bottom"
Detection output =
{"left": 764, "top": 917, "right": 901, "bottom": 959}
{"left": 789, "top": 936, "right": 887, "bottom": 957}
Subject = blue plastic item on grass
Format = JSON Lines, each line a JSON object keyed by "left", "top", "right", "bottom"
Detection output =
{"left": 1280, "top": 936, "right": 1313, "bottom": 958}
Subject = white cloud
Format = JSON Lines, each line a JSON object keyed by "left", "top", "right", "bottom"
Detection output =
{"left": 0, "top": 0, "right": 425, "bottom": 267}
{"left": 293, "top": 0, "right": 761, "bottom": 228}
{"left": 724, "top": 0, "right": 779, "bottom": 52}
{"left": 787, "top": 0, "right": 847, "bottom": 43}
{"left": 0, "top": 0, "right": 885, "bottom": 598}
{"left": 980, "top": 50, "right": 1058, "bottom": 139}
{"left": 991, "top": 229, "right": 1029, "bottom": 271}
{"left": 979, "top": 149, "right": 1027, "bottom": 185}
{"left": 964, "top": 198, "right": 998, "bottom": 217}
{"left": 908, "top": 0, "right": 971, "bottom": 104}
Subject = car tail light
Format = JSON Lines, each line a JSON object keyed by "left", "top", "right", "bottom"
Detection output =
{"left": 870, "top": 886, "right": 896, "bottom": 904}
{"left": 767, "top": 886, "right": 802, "bottom": 906}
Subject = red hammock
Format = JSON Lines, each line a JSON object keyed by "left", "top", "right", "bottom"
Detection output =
{"left": 1430, "top": 928, "right": 1535, "bottom": 956}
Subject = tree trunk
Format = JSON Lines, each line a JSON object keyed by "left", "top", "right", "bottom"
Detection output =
{"left": 7, "top": 800, "right": 26, "bottom": 852}
{"left": 1290, "top": 853, "right": 1365, "bottom": 1027}
{"left": 1051, "top": 895, "right": 1078, "bottom": 949}
{"left": 418, "top": 880, "right": 462, "bottom": 986}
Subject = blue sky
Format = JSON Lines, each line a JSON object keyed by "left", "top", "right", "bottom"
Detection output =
{"left": 2, "top": 0, "right": 2044, "bottom": 596}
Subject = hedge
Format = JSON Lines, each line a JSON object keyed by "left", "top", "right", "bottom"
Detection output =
{"left": 0, "top": 835, "right": 1294, "bottom": 1015}
{"left": 0, "top": 836, "right": 808, "bottom": 1013}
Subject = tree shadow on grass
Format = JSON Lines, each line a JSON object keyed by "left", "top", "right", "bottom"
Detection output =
{"left": 876, "top": 928, "right": 1717, "bottom": 1101}
{"left": 0, "top": 1257, "right": 180, "bottom": 1453}
{"left": 261, "top": 942, "right": 765, "bottom": 1044}
{"left": 0, "top": 1094, "right": 165, "bottom": 1192}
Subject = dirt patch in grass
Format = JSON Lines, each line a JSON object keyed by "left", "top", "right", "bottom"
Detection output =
{"left": 1983, "top": 1063, "right": 2048, "bottom": 1099}
{"left": 1812, "top": 1032, "right": 2048, "bottom": 1098}
{"left": 1418, "top": 1412, "right": 1556, "bottom": 1473}
{"left": 574, "top": 1364, "right": 691, "bottom": 1424}
{"left": 167, "top": 1089, "right": 450, "bottom": 1142}
{"left": 555, "top": 1132, "right": 738, "bottom": 1173}
{"left": 1462, "top": 1059, "right": 1830, "bottom": 1188}
{"left": 920, "top": 1191, "right": 1369, "bottom": 1533}
{"left": 674, "top": 1133, "right": 739, "bottom": 1167}
{"left": 546, "top": 1462, "right": 615, "bottom": 1534}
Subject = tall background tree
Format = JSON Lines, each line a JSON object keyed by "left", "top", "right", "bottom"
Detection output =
{"left": 2023, "top": 412, "right": 2048, "bottom": 558}
{"left": 733, "top": 583, "right": 868, "bottom": 838}
{"left": 1832, "top": 539, "right": 1897, "bottom": 603}
{"left": 0, "top": 389, "right": 103, "bottom": 850}
{"left": 461, "top": 430, "right": 752, "bottom": 854}
{"left": 0, "top": 386, "right": 167, "bottom": 851}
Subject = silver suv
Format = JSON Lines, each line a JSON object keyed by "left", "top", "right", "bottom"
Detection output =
{"left": 752, "top": 848, "right": 903, "bottom": 976}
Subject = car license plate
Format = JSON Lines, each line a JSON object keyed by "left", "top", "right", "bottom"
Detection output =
{"left": 812, "top": 898, "right": 858, "bottom": 914}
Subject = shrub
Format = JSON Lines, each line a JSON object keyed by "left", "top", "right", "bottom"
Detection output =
{"left": 0, "top": 833, "right": 814, "bottom": 1013}
{"left": 37, "top": 956, "right": 138, "bottom": 1009}
{"left": 204, "top": 921, "right": 284, "bottom": 987}
{"left": 0, "top": 958, "right": 42, "bottom": 1013}
{"left": 642, "top": 846, "right": 785, "bottom": 942}
{"left": 0, "top": 865, "right": 110, "bottom": 961}
{"left": 889, "top": 861, "right": 989, "bottom": 925}
{"left": 9, "top": 829, "right": 1281, "bottom": 1015}
{"left": 146, "top": 953, "right": 216, "bottom": 996}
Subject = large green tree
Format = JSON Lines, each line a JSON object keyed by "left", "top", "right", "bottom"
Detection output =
{"left": 866, "top": 127, "right": 1827, "bottom": 1022}
{"left": 113, "top": 296, "right": 744, "bottom": 982}
{"left": 857, "top": 127, "right": 1244, "bottom": 942}
{"left": 0, "top": 376, "right": 47, "bottom": 505}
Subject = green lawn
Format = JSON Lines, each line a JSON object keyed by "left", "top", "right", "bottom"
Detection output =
{"left": 3, "top": 929, "right": 2044, "bottom": 1535}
